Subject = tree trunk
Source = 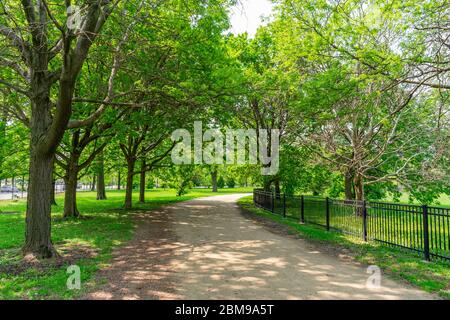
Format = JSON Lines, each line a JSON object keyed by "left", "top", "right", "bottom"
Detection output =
{"left": 20, "top": 2, "right": 108, "bottom": 259}
{"left": 63, "top": 163, "right": 80, "bottom": 218}
{"left": 23, "top": 151, "right": 55, "bottom": 258}
{"left": 124, "top": 159, "right": 136, "bottom": 209}
{"left": 275, "top": 179, "right": 281, "bottom": 199}
{"left": 10, "top": 176, "right": 15, "bottom": 200}
{"left": 354, "top": 174, "right": 364, "bottom": 201}
{"left": 91, "top": 175, "right": 96, "bottom": 191}
{"left": 96, "top": 153, "right": 107, "bottom": 200}
{"left": 23, "top": 86, "right": 56, "bottom": 258}
{"left": 117, "top": 170, "right": 121, "bottom": 190}
{"left": 344, "top": 170, "right": 354, "bottom": 200}
{"left": 354, "top": 173, "right": 365, "bottom": 216}
{"left": 139, "top": 160, "right": 146, "bottom": 203}
{"left": 211, "top": 170, "right": 218, "bottom": 193}
{"left": 51, "top": 178, "right": 57, "bottom": 205}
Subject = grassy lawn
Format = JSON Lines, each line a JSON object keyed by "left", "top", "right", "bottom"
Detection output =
{"left": 0, "top": 187, "right": 252, "bottom": 299}
{"left": 266, "top": 193, "right": 450, "bottom": 260}
{"left": 384, "top": 193, "right": 450, "bottom": 206}
{"left": 238, "top": 196, "right": 450, "bottom": 299}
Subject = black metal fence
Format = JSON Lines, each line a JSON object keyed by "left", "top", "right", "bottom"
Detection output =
{"left": 253, "top": 189, "right": 450, "bottom": 262}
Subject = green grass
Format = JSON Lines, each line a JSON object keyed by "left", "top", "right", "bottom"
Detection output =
{"left": 0, "top": 187, "right": 252, "bottom": 300}
{"left": 238, "top": 196, "right": 450, "bottom": 299}
{"left": 383, "top": 193, "right": 450, "bottom": 207}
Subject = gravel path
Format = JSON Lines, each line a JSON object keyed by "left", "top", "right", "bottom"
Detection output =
{"left": 85, "top": 194, "right": 436, "bottom": 300}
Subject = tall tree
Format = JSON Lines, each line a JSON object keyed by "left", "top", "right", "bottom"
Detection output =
{"left": 96, "top": 152, "right": 107, "bottom": 200}
{"left": 0, "top": 0, "right": 122, "bottom": 257}
{"left": 56, "top": 124, "right": 112, "bottom": 218}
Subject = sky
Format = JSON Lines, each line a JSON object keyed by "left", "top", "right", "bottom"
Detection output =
{"left": 229, "top": 0, "right": 275, "bottom": 37}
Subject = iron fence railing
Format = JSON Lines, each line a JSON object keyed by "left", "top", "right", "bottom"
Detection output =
{"left": 253, "top": 189, "right": 450, "bottom": 262}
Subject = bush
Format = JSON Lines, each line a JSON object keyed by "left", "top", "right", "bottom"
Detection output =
{"left": 217, "top": 176, "right": 225, "bottom": 188}
{"left": 146, "top": 180, "right": 155, "bottom": 189}
{"left": 226, "top": 178, "right": 235, "bottom": 189}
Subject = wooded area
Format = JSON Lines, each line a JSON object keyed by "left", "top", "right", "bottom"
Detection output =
{"left": 0, "top": 0, "right": 448, "bottom": 261}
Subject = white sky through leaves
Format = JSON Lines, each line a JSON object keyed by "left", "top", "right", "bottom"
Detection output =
{"left": 229, "top": 0, "right": 275, "bottom": 37}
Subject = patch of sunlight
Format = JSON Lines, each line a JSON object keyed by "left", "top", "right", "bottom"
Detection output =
{"left": 61, "top": 238, "right": 95, "bottom": 248}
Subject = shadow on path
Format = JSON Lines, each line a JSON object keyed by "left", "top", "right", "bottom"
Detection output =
{"left": 85, "top": 194, "right": 436, "bottom": 300}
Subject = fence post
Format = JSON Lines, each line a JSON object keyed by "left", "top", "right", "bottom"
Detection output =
{"left": 325, "top": 197, "right": 330, "bottom": 231}
{"left": 362, "top": 200, "right": 368, "bottom": 241}
{"left": 300, "top": 195, "right": 305, "bottom": 224}
{"left": 283, "top": 193, "right": 286, "bottom": 218}
{"left": 422, "top": 205, "right": 430, "bottom": 261}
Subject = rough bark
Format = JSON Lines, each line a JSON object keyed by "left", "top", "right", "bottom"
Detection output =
{"left": 63, "top": 174, "right": 80, "bottom": 218}
{"left": 139, "top": 160, "right": 146, "bottom": 203}
{"left": 23, "top": 80, "right": 56, "bottom": 258}
{"left": 23, "top": 151, "right": 55, "bottom": 258}
{"left": 344, "top": 170, "right": 355, "bottom": 200}
{"left": 117, "top": 170, "right": 121, "bottom": 190}
{"left": 354, "top": 174, "right": 364, "bottom": 201}
{"left": 63, "top": 153, "right": 81, "bottom": 218}
{"left": 96, "top": 153, "right": 107, "bottom": 200}
{"left": 211, "top": 170, "right": 218, "bottom": 193}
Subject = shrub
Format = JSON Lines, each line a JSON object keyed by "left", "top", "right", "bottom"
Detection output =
{"left": 226, "top": 178, "right": 236, "bottom": 188}
{"left": 217, "top": 176, "right": 225, "bottom": 188}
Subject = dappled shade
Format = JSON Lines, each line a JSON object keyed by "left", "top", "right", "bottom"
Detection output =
{"left": 86, "top": 195, "right": 433, "bottom": 300}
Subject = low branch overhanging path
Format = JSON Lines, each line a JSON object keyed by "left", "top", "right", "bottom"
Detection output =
{"left": 84, "top": 194, "right": 436, "bottom": 300}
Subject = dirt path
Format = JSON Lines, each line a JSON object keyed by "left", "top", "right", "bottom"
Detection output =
{"left": 85, "top": 194, "right": 436, "bottom": 300}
